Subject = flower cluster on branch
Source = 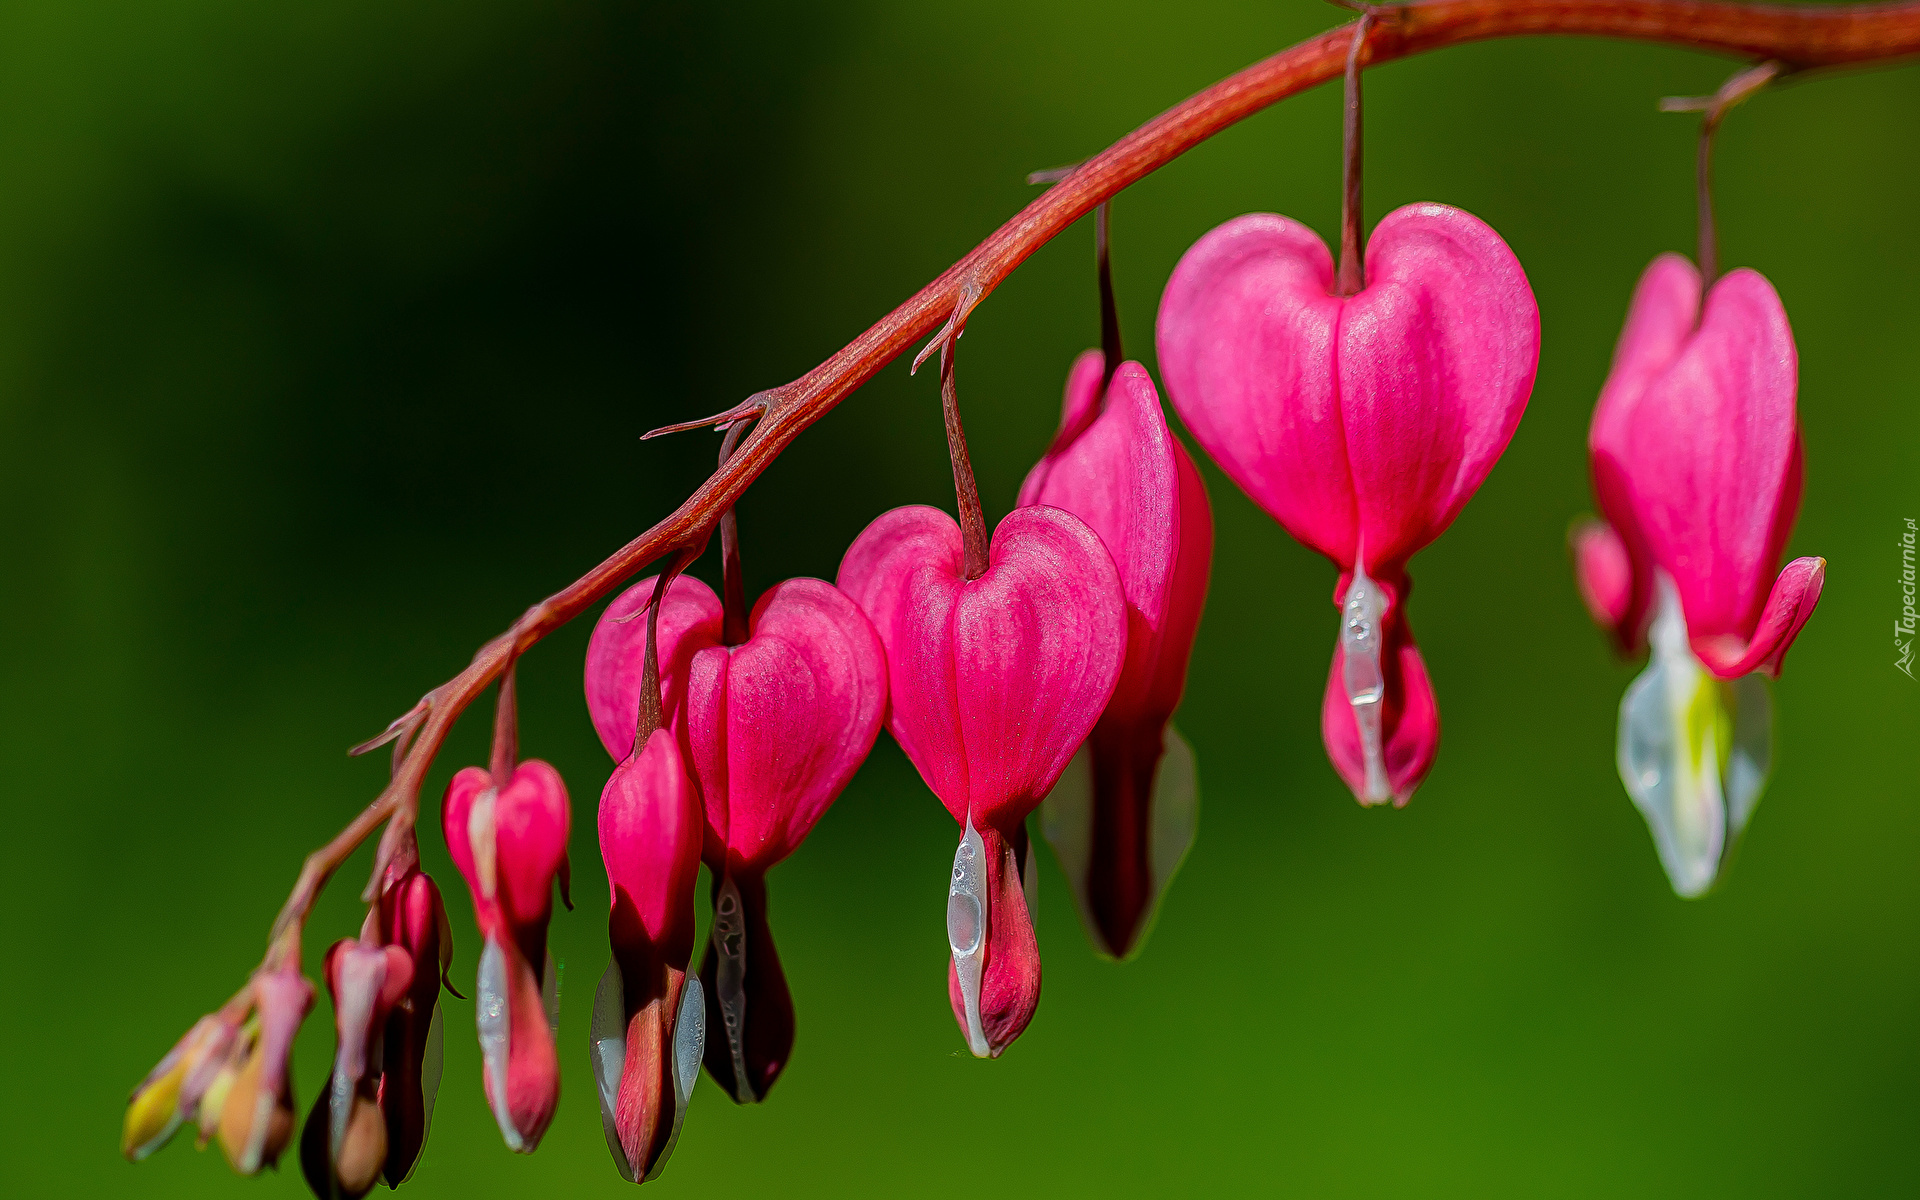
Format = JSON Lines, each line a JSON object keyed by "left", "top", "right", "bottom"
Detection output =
{"left": 123, "top": 0, "right": 1912, "bottom": 1189}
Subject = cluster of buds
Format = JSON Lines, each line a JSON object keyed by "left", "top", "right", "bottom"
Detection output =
{"left": 123, "top": 962, "right": 313, "bottom": 1175}
{"left": 123, "top": 17, "right": 1834, "bottom": 1193}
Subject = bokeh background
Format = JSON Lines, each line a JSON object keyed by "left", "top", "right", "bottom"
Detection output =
{"left": 3, "top": 2, "right": 1916, "bottom": 1196}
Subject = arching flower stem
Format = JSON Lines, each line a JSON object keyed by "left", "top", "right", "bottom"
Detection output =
{"left": 245, "top": 0, "right": 1920, "bottom": 977}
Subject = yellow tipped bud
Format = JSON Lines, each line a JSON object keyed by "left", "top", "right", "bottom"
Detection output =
{"left": 121, "top": 1056, "right": 187, "bottom": 1161}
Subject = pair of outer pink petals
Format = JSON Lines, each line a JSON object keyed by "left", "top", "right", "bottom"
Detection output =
{"left": 441, "top": 761, "right": 570, "bottom": 1155}
{"left": 1573, "top": 254, "right": 1822, "bottom": 675}
{"left": 1019, "top": 353, "right": 1213, "bottom": 960}
{"left": 583, "top": 572, "right": 887, "bottom": 1170}
{"left": 1157, "top": 203, "right": 1541, "bottom": 804}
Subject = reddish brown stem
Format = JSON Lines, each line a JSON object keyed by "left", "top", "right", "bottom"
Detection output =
{"left": 1666, "top": 58, "right": 1786, "bottom": 290}
{"left": 489, "top": 664, "right": 518, "bottom": 785}
{"left": 718, "top": 421, "right": 753, "bottom": 647}
{"left": 1337, "top": 11, "right": 1374, "bottom": 296}
{"left": 264, "top": 0, "right": 1920, "bottom": 959}
{"left": 937, "top": 337, "right": 991, "bottom": 581}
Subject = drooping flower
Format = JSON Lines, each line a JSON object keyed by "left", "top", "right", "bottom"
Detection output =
{"left": 838, "top": 504, "right": 1126, "bottom": 1056}
{"left": 1019, "top": 353, "right": 1212, "bottom": 959}
{"left": 372, "top": 866, "right": 451, "bottom": 1187}
{"left": 1157, "top": 203, "right": 1539, "bottom": 805}
{"left": 590, "top": 726, "right": 705, "bottom": 1182}
{"left": 1575, "top": 254, "right": 1824, "bottom": 896}
{"left": 299, "top": 939, "right": 415, "bottom": 1199}
{"left": 442, "top": 760, "right": 570, "bottom": 1152}
{"left": 296, "top": 862, "right": 451, "bottom": 1198}
{"left": 585, "top": 573, "right": 887, "bottom": 1101}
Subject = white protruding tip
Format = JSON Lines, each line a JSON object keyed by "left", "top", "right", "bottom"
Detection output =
{"left": 711, "top": 874, "right": 752, "bottom": 1103}
{"left": 1340, "top": 565, "right": 1392, "bottom": 805}
{"left": 947, "top": 818, "right": 992, "bottom": 1058}
{"left": 475, "top": 938, "right": 523, "bottom": 1151}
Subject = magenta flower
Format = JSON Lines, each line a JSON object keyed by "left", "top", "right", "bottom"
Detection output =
{"left": 590, "top": 726, "right": 705, "bottom": 1182}
{"left": 1579, "top": 254, "right": 1823, "bottom": 676}
{"left": 1018, "top": 354, "right": 1212, "bottom": 959}
{"left": 585, "top": 572, "right": 887, "bottom": 1101}
{"left": 441, "top": 760, "right": 570, "bottom": 1152}
{"left": 1157, "top": 203, "right": 1539, "bottom": 805}
{"left": 1576, "top": 254, "right": 1824, "bottom": 896}
{"left": 839, "top": 505, "right": 1125, "bottom": 1056}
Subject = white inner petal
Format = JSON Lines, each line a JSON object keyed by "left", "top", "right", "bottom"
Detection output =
{"left": 947, "top": 817, "right": 991, "bottom": 1058}
{"left": 1616, "top": 573, "right": 1771, "bottom": 898}
{"left": 475, "top": 938, "right": 523, "bottom": 1151}
{"left": 588, "top": 961, "right": 634, "bottom": 1183}
{"left": 711, "top": 874, "right": 752, "bottom": 1103}
{"left": 1340, "top": 566, "right": 1392, "bottom": 805}
{"left": 644, "top": 977, "right": 706, "bottom": 1183}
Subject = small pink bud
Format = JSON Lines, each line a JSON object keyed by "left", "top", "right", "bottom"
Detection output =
{"left": 442, "top": 761, "right": 570, "bottom": 1153}
{"left": 590, "top": 727, "right": 705, "bottom": 1182}
{"left": 299, "top": 938, "right": 413, "bottom": 1199}
{"left": 217, "top": 965, "right": 314, "bottom": 1175}
{"left": 373, "top": 868, "right": 451, "bottom": 1187}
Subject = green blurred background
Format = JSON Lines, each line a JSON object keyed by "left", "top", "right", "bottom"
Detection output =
{"left": 3, "top": 1, "right": 1915, "bottom": 1196}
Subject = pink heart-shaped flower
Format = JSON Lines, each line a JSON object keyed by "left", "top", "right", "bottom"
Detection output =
{"left": 838, "top": 503, "right": 1125, "bottom": 1055}
{"left": 1156, "top": 202, "right": 1537, "bottom": 806}
{"left": 1585, "top": 254, "right": 1822, "bottom": 677}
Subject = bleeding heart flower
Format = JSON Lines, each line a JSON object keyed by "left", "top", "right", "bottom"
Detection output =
{"left": 1158, "top": 202, "right": 1539, "bottom": 805}
{"left": 590, "top": 727, "right": 705, "bottom": 1182}
{"left": 586, "top": 573, "right": 887, "bottom": 1101}
{"left": 1576, "top": 254, "right": 1824, "bottom": 896}
{"left": 442, "top": 761, "right": 570, "bottom": 1152}
{"left": 299, "top": 939, "right": 414, "bottom": 1200}
{"left": 1019, "top": 353, "right": 1212, "bottom": 959}
{"left": 838, "top": 504, "right": 1126, "bottom": 1056}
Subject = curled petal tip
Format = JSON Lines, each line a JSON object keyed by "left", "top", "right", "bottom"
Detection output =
{"left": 1692, "top": 555, "right": 1825, "bottom": 680}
